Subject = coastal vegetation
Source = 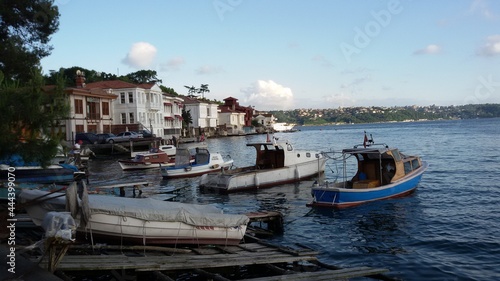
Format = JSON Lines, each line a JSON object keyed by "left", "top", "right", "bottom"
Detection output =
{"left": 0, "top": 0, "right": 68, "bottom": 166}
{"left": 270, "top": 104, "right": 500, "bottom": 126}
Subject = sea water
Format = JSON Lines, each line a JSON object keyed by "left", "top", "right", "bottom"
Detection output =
{"left": 87, "top": 118, "right": 500, "bottom": 281}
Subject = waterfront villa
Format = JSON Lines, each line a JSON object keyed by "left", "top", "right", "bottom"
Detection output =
{"left": 60, "top": 71, "right": 282, "bottom": 144}
{"left": 253, "top": 112, "right": 276, "bottom": 132}
{"left": 84, "top": 80, "right": 165, "bottom": 138}
{"left": 181, "top": 96, "right": 219, "bottom": 137}
{"left": 63, "top": 70, "right": 117, "bottom": 141}
{"left": 162, "top": 93, "right": 184, "bottom": 141}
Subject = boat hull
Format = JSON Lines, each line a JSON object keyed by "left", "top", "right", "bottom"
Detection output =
{"left": 81, "top": 213, "right": 246, "bottom": 246}
{"left": 309, "top": 162, "right": 428, "bottom": 208}
{"left": 19, "top": 189, "right": 248, "bottom": 246}
{"left": 200, "top": 158, "right": 327, "bottom": 192}
{"left": 0, "top": 165, "right": 76, "bottom": 184}
{"left": 118, "top": 161, "right": 173, "bottom": 170}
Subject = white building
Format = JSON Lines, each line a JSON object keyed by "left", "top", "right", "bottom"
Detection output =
{"left": 253, "top": 112, "right": 275, "bottom": 130}
{"left": 84, "top": 80, "right": 164, "bottom": 137}
{"left": 63, "top": 71, "right": 117, "bottom": 141}
{"left": 182, "top": 96, "right": 219, "bottom": 137}
{"left": 218, "top": 106, "right": 246, "bottom": 135}
{"left": 162, "top": 93, "right": 184, "bottom": 140}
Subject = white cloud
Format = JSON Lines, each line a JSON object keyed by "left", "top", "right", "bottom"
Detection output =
{"left": 476, "top": 34, "right": 500, "bottom": 56}
{"left": 161, "top": 56, "right": 185, "bottom": 71}
{"left": 122, "top": 42, "right": 157, "bottom": 69}
{"left": 413, "top": 44, "right": 442, "bottom": 55}
{"left": 196, "top": 65, "right": 224, "bottom": 75}
{"left": 241, "top": 80, "right": 294, "bottom": 110}
{"left": 469, "top": 0, "right": 498, "bottom": 20}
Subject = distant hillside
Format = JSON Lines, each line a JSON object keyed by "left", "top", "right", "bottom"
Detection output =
{"left": 270, "top": 104, "right": 500, "bottom": 125}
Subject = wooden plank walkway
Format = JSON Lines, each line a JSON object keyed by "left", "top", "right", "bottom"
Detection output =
{"left": 32, "top": 241, "right": 390, "bottom": 280}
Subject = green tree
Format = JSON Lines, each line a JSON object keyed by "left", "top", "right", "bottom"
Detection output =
{"left": 0, "top": 69, "right": 70, "bottom": 166}
{"left": 45, "top": 66, "right": 119, "bottom": 86}
{"left": 126, "top": 70, "right": 162, "bottom": 84}
{"left": 181, "top": 108, "right": 193, "bottom": 137}
{"left": 184, "top": 85, "right": 197, "bottom": 97}
{"left": 198, "top": 84, "right": 210, "bottom": 99}
{"left": 160, "top": 86, "right": 178, "bottom": 95}
{"left": 0, "top": 0, "right": 60, "bottom": 82}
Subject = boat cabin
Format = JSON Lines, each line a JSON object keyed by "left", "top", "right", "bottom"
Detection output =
{"left": 247, "top": 142, "right": 288, "bottom": 169}
{"left": 194, "top": 148, "right": 210, "bottom": 165}
{"left": 347, "top": 145, "right": 423, "bottom": 189}
{"left": 133, "top": 149, "right": 168, "bottom": 163}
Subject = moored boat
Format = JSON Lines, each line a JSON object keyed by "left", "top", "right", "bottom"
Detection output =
{"left": 18, "top": 185, "right": 249, "bottom": 246}
{"left": 272, "top": 122, "right": 297, "bottom": 132}
{"left": 161, "top": 145, "right": 233, "bottom": 179}
{"left": 130, "top": 144, "right": 176, "bottom": 158}
{"left": 118, "top": 147, "right": 174, "bottom": 170}
{"left": 308, "top": 133, "right": 428, "bottom": 208}
{"left": 199, "top": 135, "right": 327, "bottom": 192}
{"left": 0, "top": 163, "right": 79, "bottom": 185}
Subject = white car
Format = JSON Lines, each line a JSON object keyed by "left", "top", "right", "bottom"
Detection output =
{"left": 106, "top": 131, "right": 143, "bottom": 143}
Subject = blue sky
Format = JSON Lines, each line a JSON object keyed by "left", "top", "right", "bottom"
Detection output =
{"left": 41, "top": 0, "right": 500, "bottom": 110}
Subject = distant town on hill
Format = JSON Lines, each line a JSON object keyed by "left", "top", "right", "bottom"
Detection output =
{"left": 268, "top": 104, "right": 500, "bottom": 126}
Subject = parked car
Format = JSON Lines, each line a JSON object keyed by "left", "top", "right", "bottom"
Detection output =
{"left": 106, "top": 131, "right": 143, "bottom": 143}
{"left": 137, "top": 129, "right": 155, "bottom": 138}
{"left": 97, "top": 133, "right": 116, "bottom": 144}
{"left": 75, "top": 132, "right": 101, "bottom": 145}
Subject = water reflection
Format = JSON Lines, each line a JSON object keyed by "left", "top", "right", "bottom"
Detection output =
{"left": 307, "top": 199, "right": 415, "bottom": 255}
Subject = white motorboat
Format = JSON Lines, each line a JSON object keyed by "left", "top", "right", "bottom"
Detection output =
{"left": 199, "top": 136, "right": 327, "bottom": 192}
{"left": 272, "top": 122, "right": 297, "bottom": 132}
{"left": 161, "top": 145, "right": 233, "bottom": 179}
{"left": 130, "top": 144, "right": 176, "bottom": 158}
{"left": 118, "top": 147, "right": 174, "bottom": 170}
{"left": 19, "top": 186, "right": 249, "bottom": 246}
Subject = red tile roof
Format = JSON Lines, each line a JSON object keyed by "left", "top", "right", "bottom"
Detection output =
{"left": 84, "top": 80, "right": 140, "bottom": 89}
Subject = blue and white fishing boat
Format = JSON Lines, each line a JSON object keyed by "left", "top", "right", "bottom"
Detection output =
{"left": 0, "top": 153, "right": 82, "bottom": 185}
{"left": 308, "top": 133, "right": 428, "bottom": 208}
{"left": 161, "top": 144, "right": 233, "bottom": 179}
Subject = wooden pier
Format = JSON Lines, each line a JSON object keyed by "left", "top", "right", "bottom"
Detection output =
{"left": 7, "top": 204, "right": 394, "bottom": 280}
{"left": 27, "top": 238, "right": 391, "bottom": 281}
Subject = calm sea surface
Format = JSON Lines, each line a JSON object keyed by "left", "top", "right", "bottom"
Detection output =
{"left": 87, "top": 118, "right": 500, "bottom": 281}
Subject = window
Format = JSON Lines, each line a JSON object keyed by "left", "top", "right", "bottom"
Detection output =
{"left": 207, "top": 107, "right": 210, "bottom": 116}
{"left": 120, "top": 93, "right": 125, "bottom": 104}
{"left": 102, "top": 102, "right": 109, "bottom": 115}
{"left": 412, "top": 159, "right": 420, "bottom": 169}
{"left": 74, "top": 99, "right": 83, "bottom": 114}
{"left": 87, "top": 97, "right": 100, "bottom": 119}
{"left": 129, "top": 112, "right": 135, "bottom": 124}
{"left": 128, "top": 92, "right": 134, "bottom": 103}
{"left": 75, "top": 124, "right": 84, "bottom": 133}
{"left": 121, "top": 113, "right": 127, "bottom": 124}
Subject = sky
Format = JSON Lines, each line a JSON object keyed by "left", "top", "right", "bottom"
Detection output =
{"left": 40, "top": 0, "right": 500, "bottom": 111}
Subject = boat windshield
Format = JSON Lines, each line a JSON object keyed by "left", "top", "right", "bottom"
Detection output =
{"left": 174, "top": 149, "right": 191, "bottom": 167}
